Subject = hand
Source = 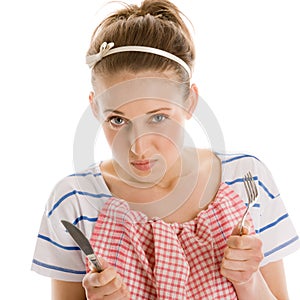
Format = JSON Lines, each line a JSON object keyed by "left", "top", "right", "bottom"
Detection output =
{"left": 220, "top": 224, "right": 264, "bottom": 285}
{"left": 82, "top": 257, "right": 130, "bottom": 300}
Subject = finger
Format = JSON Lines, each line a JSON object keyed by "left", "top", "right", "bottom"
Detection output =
{"left": 227, "top": 235, "right": 262, "bottom": 250}
{"left": 227, "top": 235, "right": 251, "bottom": 250}
{"left": 98, "top": 273, "right": 123, "bottom": 296}
{"left": 220, "top": 268, "right": 252, "bottom": 285}
{"left": 103, "top": 283, "right": 130, "bottom": 300}
{"left": 82, "top": 266, "right": 118, "bottom": 288}
{"left": 222, "top": 257, "right": 257, "bottom": 272}
{"left": 223, "top": 247, "right": 254, "bottom": 261}
{"left": 97, "top": 266, "right": 120, "bottom": 286}
{"left": 83, "top": 271, "right": 102, "bottom": 288}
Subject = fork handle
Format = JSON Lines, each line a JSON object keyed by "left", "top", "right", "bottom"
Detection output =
{"left": 239, "top": 211, "right": 248, "bottom": 236}
{"left": 239, "top": 224, "right": 246, "bottom": 236}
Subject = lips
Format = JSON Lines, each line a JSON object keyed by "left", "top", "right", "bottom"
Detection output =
{"left": 131, "top": 160, "right": 156, "bottom": 171}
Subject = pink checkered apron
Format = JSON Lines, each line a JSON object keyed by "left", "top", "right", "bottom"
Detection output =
{"left": 88, "top": 183, "right": 255, "bottom": 299}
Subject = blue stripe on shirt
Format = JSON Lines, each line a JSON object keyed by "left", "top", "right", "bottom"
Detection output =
{"left": 68, "top": 172, "right": 102, "bottom": 177}
{"left": 73, "top": 216, "right": 98, "bottom": 225}
{"left": 258, "top": 180, "right": 278, "bottom": 199}
{"left": 256, "top": 213, "right": 289, "bottom": 234}
{"left": 247, "top": 203, "right": 260, "bottom": 208}
{"left": 225, "top": 178, "right": 245, "bottom": 185}
{"left": 264, "top": 236, "right": 300, "bottom": 257}
{"left": 32, "top": 259, "right": 86, "bottom": 275}
{"left": 38, "top": 234, "right": 80, "bottom": 251}
{"left": 220, "top": 154, "right": 260, "bottom": 164}
{"left": 47, "top": 190, "right": 111, "bottom": 217}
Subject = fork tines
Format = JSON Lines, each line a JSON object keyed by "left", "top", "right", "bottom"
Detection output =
{"left": 243, "top": 171, "right": 258, "bottom": 202}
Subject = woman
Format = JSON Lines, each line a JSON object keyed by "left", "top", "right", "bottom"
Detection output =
{"left": 32, "top": 1, "right": 299, "bottom": 299}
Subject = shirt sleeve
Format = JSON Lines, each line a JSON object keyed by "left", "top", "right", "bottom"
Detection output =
{"left": 251, "top": 159, "right": 300, "bottom": 266}
{"left": 31, "top": 171, "right": 109, "bottom": 282}
{"left": 31, "top": 185, "right": 87, "bottom": 282}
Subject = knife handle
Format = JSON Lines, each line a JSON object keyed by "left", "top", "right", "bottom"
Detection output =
{"left": 87, "top": 254, "right": 103, "bottom": 272}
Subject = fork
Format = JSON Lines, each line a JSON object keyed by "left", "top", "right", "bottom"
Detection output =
{"left": 239, "top": 171, "right": 258, "bottom": 235}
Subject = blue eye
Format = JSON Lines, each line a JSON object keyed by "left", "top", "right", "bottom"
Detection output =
{"left": 109, "top": 116, "right": 126, "bottom": 127}
{"left": 152, "top": 114, "right": 167, "bottom": 123}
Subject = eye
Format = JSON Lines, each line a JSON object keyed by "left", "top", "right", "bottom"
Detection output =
{"left": 151, "top": 114, "right": 168, "bottom": 123}
{"left": 107, "top": 116, "right": 127, "bottom": 128}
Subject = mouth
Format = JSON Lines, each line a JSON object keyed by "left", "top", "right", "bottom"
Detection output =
{"left": 130, "top": 159, "right": 156, "bottom": 171}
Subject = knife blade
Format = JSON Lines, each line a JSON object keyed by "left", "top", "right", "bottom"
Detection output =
{"left": 61, "top": 220, "right": 103, "bottom": 272}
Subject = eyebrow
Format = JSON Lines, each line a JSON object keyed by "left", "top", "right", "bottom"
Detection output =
{"left": 104, "top": 107, "right": 172, "bottom": 115}
{"left": 146, "top": 108, "right": 172, "bottom": 114}
{"left": 103, "top": 109, "right": 124, "bottom": 115}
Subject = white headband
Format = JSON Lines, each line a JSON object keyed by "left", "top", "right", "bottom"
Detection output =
{"left": 86, "top": 42, "right": 191, "bottom": 77}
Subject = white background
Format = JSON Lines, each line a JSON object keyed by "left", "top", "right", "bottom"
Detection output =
{"left": 0, "top": 0, "right": 299, "bottom": 298}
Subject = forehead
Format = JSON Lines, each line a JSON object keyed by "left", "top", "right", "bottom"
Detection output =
{"left": 94, "top": 75, "right": 187, "bottom": 112}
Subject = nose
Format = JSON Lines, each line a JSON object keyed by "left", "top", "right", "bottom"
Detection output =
{"left": 130, "top": 134, "right": 151, "bottom": 156}
{"left": 129, "top": 123, "right": 151, "bottom": 156}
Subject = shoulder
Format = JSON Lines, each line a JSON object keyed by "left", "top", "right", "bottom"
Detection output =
{"left": 216, "top": 152, "right": 272, "bottom": 182}
{"left": 216, "top": 151, "right": 280, "bottom": 203}
{"left": 45, "top": 164, "right": 112, "bottom": 222}
{"left": 216, "top": 152, "right": 262, "bottom": 170}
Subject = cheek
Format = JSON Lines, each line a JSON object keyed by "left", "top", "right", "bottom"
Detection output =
{"left": 159, "top": 121, "right": 185, "bottom": 149}
{"left": 155, "top": 130, "right": 184, "bottom": 163}
{"left": 102, "top": 127, "right": 115, "bottom": 147}
{"left": 102, "top": 126, "right": 131, "bottom": 160}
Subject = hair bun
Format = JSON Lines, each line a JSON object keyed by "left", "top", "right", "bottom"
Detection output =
{"left": 140, "top": 0, "right": 182, "bottom": 24}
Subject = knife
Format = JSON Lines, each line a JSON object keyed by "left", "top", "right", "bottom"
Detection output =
{"left": 61, "top": 220, "right": 103, "bottom": 272}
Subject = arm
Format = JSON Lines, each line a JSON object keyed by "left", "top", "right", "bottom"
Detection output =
{"left": 260, "top": 260, "right": 289, "bottom": 299}
{"left": 52, "top": 280, "right": 86, "bottom": 300}
{"left": 233, "top": 260, "right": 289, "bottom": 300}
{"left": 232, "top": 269, "right": 277, "bottom": 300}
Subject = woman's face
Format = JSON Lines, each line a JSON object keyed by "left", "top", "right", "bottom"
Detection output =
{"left": 90, "top": 71, "right": 197, "bottom": 185}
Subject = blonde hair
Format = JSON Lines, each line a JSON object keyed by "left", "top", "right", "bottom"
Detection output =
{"left": 87, "top": 0, "right": 195, "bottom": 83}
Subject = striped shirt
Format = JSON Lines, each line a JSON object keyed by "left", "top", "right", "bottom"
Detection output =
{"left": 31, "top": 153, "right": 300, "bottom": 282}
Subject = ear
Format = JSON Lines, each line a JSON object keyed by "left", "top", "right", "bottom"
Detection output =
{"left": 185, "top": 83, "right": 199, "bottom": 120}
{"left": 89, "top": 91, "right": 99, "bottom": 119}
